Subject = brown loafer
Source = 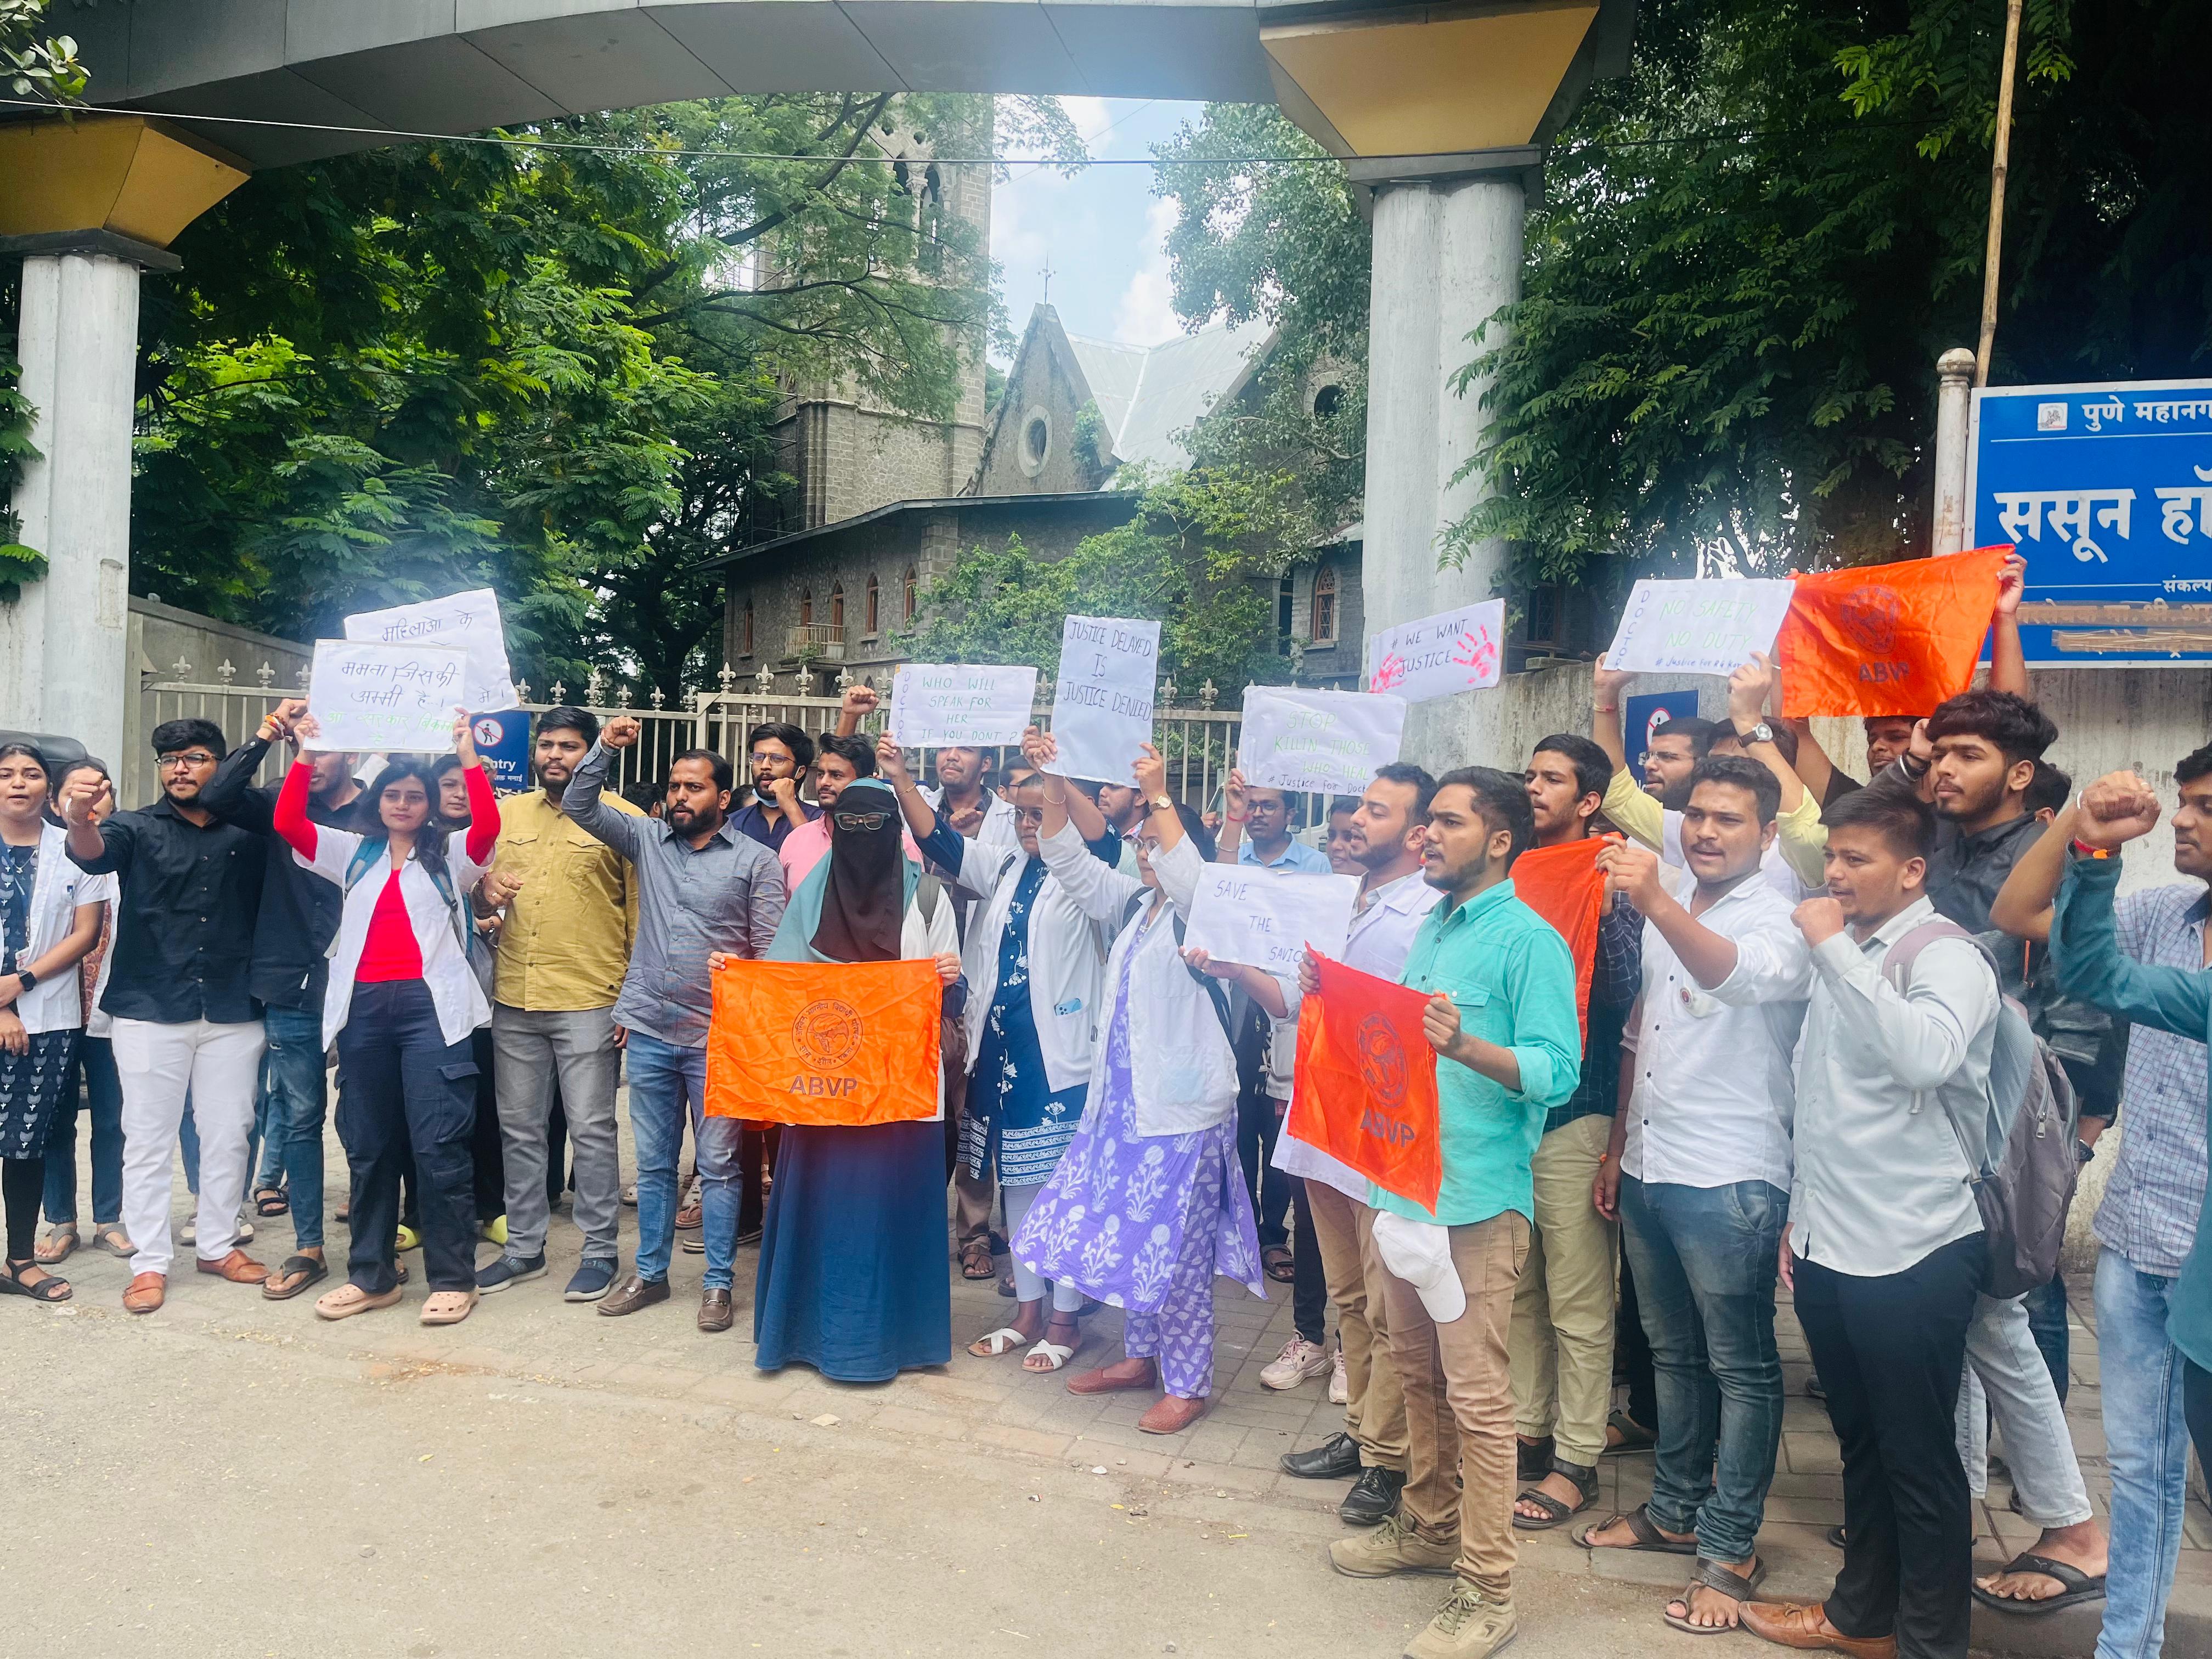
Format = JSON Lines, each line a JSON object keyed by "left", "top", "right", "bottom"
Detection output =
{"left": 1066, "top": 1358, "right": 1159, "bottom": 1396}
{"left": 698, "top": 1288, "right": 735, "bottom": 1333}
{"left": 597, "top": 1275, "right": 671, "bottom": 1317}
{"left": 1138, "top": 1392, "right": 1207, "bottom": 1435}
{"left": 195, "top": 1249, "right": 269, "bottom": 1285}
{"left": 1740, "top": 1600, "right": 1897, "bottom": 1659}
{"left": 123, "top": 1272, "right": 166, "bottom": 1314}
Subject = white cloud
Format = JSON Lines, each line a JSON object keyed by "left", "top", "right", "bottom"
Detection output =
{"left": 1059, "top": 95, "right": 1116, "bottom": 148}
{"left": 1111, "top": 199, "right": 1183, "bottom": 347}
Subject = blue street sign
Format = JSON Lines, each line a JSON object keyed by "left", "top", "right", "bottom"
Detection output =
{"left": 1967, "top": 379, "right": 2212, "bottom": 664}
{"left": 469, "top": 710, "right": 532, "bottom": 792}
{"left": 1624, "top": 691, "right": 1701, "bottom": 782}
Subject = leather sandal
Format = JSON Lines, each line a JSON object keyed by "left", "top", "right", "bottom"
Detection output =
{"left": 195, "top": 1248, "right": 269, "bottom": 1284}
{"left": 0, "top": 1258, "right": 71, "bottom": 1302}
{"left": 1514, "top": 1458, "right": 1599, "bottom": 1530}
{"left": 123, "top": 1272, "right": 166, "bottom": 1314}
{"left": 262, "top": 1253, "right": 329, "bottom": 1301}
{"left": 1664, "top": 1557, "right": 1768, "bottom": 1634}
{"left": 1066, "top": 1358, "right": 1159, "bottom": 1396}
{"left": 1576, "top": 1502, "right": 1698, "bottom": 1555}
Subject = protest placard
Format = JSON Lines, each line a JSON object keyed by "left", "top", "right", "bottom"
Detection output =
{"left": 304, "top": 639, "right": 468, "bottom": 752}
{"left": 344, "top": 587, "right": 518, "bottom": 712}
{"left": 1778, "top": 544, "right": 2010, "bottom": 718}
{"left": 1183, "top": 865, "right": 1359, "bottom": 974}
{"left": 1290, "top": 953, "right": 1443, "bottom": 1211}
{"left": 1236, "top": 686, "right": 1407, "bottom": 795}
{"left": 707, "top": 958, "right": 943, "bottom": 1127}
{"left": 1365, "top": 599, "right": 1505, "bottom": 702}
{"left": 889, "top": 663, "right": 1038, "bottom": 748}
{"left": 1602, "top": 578, "right": 1796, "bottom": 676}
{"left": 1048, "top": 615, "right": 1159, "bottom": 783}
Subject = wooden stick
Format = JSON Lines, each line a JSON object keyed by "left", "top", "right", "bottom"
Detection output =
{"left": 1975, "top": 0, "right": 2025, "bottom": 388}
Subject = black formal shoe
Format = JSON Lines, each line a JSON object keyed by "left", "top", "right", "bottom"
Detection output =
{"left": 1280, "top": 1430, "right": 1363, "bottom": 1480}
{"left": 1338, "top": 1464, "right": 1406, "bottom": 1528}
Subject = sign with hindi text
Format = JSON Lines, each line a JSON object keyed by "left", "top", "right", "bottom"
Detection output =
{"left": 343, "top": 587, "right": 518, "bottom": 712}
{"left": 1366, "top": 599, "right": 1505, "bottom": 702}
{"left": 1968, "top": 379, "right": 2212, "bottom": 664}
{"left": 1049, "top": 616, "right": 1159, "bottom": 783}
{"left": 304, "top": 639, "right": 467, "bottom": 753}
{"left": 1602, "top": 578, "right": 1796, "bottom": 677}
{"left": 1183, "top": 865, "right": 1358, "bottom": 974}
{"left": 1236, "top": 686, "right": 1407, "bottom": 795}
{"left": 890, "top": 664, "right": 1037, "bottom": 749}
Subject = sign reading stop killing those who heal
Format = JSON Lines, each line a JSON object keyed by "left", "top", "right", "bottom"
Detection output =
{"left": 1365, "top": 599, "right": 1506, "bottom": 702}
{"left": 343, "top": 586, "right": 519, "bottom": 712}
{"left": 303, "top": 639, "right": 469, "bottom": 753}
{"left": 1048, "top": 616, "right": 1159, "bottom": 783}
{"left": 1602, "top": 578, "right": 1797, "bottom": 677}
{"left": 890, "top": 663, "right": 1038, "bottom": 749}
{"left": 1236, "top": 685, "right": 1408, "bottom": 795}
{"left": 1183, "top": 866, "right": 1359, "bottom": 975}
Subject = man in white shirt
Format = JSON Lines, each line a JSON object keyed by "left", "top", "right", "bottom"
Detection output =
{"left": 1582, "top": 755, "right": 1811, "bottom": 1635}
{"left": 1277, "top": 762, "right": 1442, "bottom": 1527}
{"left": 1741, "top": 783, "right": 1997, "bottom": 1659}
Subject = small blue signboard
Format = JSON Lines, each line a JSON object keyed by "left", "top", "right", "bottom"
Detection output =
{"left": 1968, "top": 379, "right": 2212, "bottom": 664}
{"left": 1624, "top": 690, "right": 1701, "bottom": 782}
{"left": 468, "top": 710, "right": 532, "bottom": 792}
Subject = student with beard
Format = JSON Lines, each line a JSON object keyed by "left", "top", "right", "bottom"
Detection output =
{"left": 0, "top": 743, "right": 106, "bottom": 1304}
{"left": 731, "top": 722, "right": 819, "bottom": 853}
{"left": 273, "top": 712, "right": 499, "bottom": 1326}
{"left": 743, "top": 777, "right": 962, "bottom": 1381}
{"left": 564, "top": 718, "right": 785, "bottom": 1332}
{"left": 64, "top": 718, "right": 272, "bottom": 1312}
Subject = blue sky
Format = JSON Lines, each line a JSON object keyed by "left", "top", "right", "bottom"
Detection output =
{"left": 990, "top": 98, "right": 1210, "bottom": 360}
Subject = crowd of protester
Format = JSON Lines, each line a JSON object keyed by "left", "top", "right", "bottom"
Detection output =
{"left": 5, "top": 557, "right": 2209, "bottom": 1659}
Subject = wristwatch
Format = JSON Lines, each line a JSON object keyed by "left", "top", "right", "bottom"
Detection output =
{"left": 13, "top": 968, "right": 35, "bottom": 993}
{"left": 1740, "top": 721, "right": 1775, "bottom": 747}
{"left": 1148, "top": 793, "right": 1175, "bottom": 815}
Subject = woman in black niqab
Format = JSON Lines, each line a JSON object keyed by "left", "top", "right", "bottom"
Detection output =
{"left": 809, "top": 779, "right": 905, "bottom": 963}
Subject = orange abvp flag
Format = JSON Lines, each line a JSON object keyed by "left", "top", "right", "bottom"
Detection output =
{"left": 1508, "top": 837, "right": 1609, "bottom": 1044}
{"left": 1777, "top": 544, "right": 2012, "bottom": 718}
{"left": 1291, "top": 953, "right": 1443, "bottom": 1212}
{"left": 706, "top": 958, "right": 942, "bottom": 1127}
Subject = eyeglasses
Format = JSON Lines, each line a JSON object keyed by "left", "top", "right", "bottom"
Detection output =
{"left": 157, "top": 752, "right": 217, "bottom": 769}
{"left": 1013, "top": 808, "right": 1047, "bottom": 827}
{"left": 833, "top": 810, "right": 894, "bottom": 833}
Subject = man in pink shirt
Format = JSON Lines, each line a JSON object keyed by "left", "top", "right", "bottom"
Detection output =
{"left": 777, "top": 734, "right": 919, "bottom": 891}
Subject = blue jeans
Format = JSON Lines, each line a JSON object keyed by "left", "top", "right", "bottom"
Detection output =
{"left": 627, "top": 1032, "right": 741, "bottom": 1291}
{"left": 262, "top": 1004, "right": 329, "bottom": 1250}
{"left": 1618, "top": 1174, "right": 1786, "bottom": 1562}
{"left": 41, "top": 1035, "right": 123, "bottom": 1226}
{"left": 2095, "top": 1248, "right": 2192, "bottom": 1659}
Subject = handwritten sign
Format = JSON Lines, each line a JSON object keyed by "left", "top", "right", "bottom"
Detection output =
{"left": 1183, "top": 866, "right": 1358, "bottom": 974}
{"left": 1602, "top": 578, "right": 1796, "bottom": 676}
{"left": 1237, "top": 686, "right": 1407, "bottom": 795}
{"left": 1366, "top": 599, "right": 1505, "bottom": 702}
{"left": 343, "top": 587, "right": 518, "bottom": 712}
{"left": 304, "top": 640, "right": 467, "bottom": 753}
{"left": 1049, "top": 615, "right": 1159, "bottom": 783}
{"left": 890, "top": 663, "right": 1038, "bottom": 748}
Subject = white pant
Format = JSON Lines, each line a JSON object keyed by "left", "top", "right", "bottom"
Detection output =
{"left": 1956, "top": 1290, "right": 2095, "bottom": 1528}
{"left": 112, "top": 1017, "right": 267, "bottom": 1277}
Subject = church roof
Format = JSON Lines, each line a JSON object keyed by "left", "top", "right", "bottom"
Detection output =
{"left": 1064, "top": 318, "right": 1274, "bottom": 472}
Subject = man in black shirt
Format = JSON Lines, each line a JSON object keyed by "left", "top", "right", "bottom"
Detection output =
{"left": 202, "top": 698, "right": 360, "bottom": 1301}
{"left": 63, "top": 718, "right": 271, "bottom": 1312}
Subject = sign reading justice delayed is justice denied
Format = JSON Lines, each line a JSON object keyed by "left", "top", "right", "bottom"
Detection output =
{"left": 1968, "top": 377, "right": 2212, "bottom": 664}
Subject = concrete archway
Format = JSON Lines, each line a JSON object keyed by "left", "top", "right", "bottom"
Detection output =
{"left": 2, "top": 0, "right": 1637, "bottom": 760}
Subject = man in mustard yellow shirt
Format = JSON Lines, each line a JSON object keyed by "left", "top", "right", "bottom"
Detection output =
{"left": 475, "top": 707, "right": 641, "bottom": 1302}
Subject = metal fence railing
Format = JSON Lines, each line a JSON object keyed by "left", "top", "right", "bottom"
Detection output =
{"left": 131, "top": 659, "right": 1265, "bottom": 817}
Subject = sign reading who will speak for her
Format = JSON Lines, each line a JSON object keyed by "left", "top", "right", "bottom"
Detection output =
{"left": 304, "top": 640, "right": 468, "bottom": 753}
{"left": 890, "top": 664, "right": 1038, "bottom": 748}
{"left": 1366, "top": 599, "right": 1506, "bottom": 702}
{"left": 1049, "top": 615, "right": 1159, "bottom": 783}
{"left": 343, "top": 587, "right": 518, "bottom": 712}
{"left": 1602, "top": 578, "right": 1796, "bottom": 677}
{"left": 1237, "top": 685, "right": 1408, "bottom": 795}
{"left": 1183, "top": 866, "right": 1359, "bottom": 974}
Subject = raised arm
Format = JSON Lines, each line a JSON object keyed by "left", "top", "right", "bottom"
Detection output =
{"left": 1214, "top": 770, "right": 1248, "bottom": 864}
{"left": 60, "top": 773, "right": 125, "bottom": 873}
{"left": 1800, "top": 904, "right": 1997, "bottom": 1090}
{"left": 562, "top": 724, "right": 644, "bottom": 863}
{"left": 874, "top": 735, "right": 964, "bottom": 873}
{"left": 1989, "top": 799, "right": 2074, "bottom": 943}
{"left": 1784, "top": 718, "right": 1840, "bottom": 805}
{"left": 271, "top": 749, "right": 363, "bottom": 885}
{"left": 202, "top": 706, "right": 294, "bottom": 833}
{"left": 460, "top": 757, "right": 500, "bottom": 865}
{"left": 1990, "top": 552, "right": 2030, "bottom": 699}
{"left": 1023, "top": 726, "right": 1115, "bottom": 849}
{"left": 1592, "top": 661, "right": 1632, "bottom": 776}
{"left": 1598, "top": 842, "right": 1743, "bottom": 990}
{"left": 1038, "top": 819, "right": 1143, "bottom": 922}
{"left": 2050, "top": 774, "right": 2212, "bottom": 1041}
{"left": 833, "top": 682, "right": 879, "bottom": 738}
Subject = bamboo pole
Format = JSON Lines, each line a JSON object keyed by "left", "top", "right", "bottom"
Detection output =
{"left": 1975, "top": 0, "right": 2025, "bottom": 388}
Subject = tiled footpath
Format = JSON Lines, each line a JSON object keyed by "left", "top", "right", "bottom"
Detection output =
{"left": 39, "top": 1129, "right": 2212, "bottom": 1657}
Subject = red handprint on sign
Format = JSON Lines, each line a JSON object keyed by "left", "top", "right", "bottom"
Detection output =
{"left": 1370, "top": 652, "right": 1407, "bottom": 692}
{"left": 1452, "top": 629, "right": 1499, "bottom": 686}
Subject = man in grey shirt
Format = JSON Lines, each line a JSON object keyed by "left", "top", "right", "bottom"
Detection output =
{"left": 564, "top": 716, "right": 786, "bottom": 1331}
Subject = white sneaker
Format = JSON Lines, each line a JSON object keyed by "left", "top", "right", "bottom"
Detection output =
{"left": 1261, "top": 1335, "right": 1333, "bottom": 1391}
{"left": 1329, "top": 1346, "right": 1348, "bottom": 1405}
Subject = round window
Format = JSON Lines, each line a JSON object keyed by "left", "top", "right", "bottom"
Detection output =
{"left": 1017, "top": 405, "right": 1052, "bottom": 476}
{"left": 1312, "top": 382, "right": 1345, "bottom": 419}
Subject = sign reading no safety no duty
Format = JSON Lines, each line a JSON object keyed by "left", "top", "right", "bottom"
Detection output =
{"left": 1968, "top": 379, "right": 2212, "bottom": 665}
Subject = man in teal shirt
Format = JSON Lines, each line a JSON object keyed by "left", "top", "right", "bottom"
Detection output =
{"left": 1329, "top": 766, "right": 1581, "bottom": 1659}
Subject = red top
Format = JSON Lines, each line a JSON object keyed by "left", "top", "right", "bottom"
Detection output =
{"left": 275, "top": 760, "right": 501, "bottom": 984}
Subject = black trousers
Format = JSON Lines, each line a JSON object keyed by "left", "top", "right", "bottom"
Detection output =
{"left": 1288, "top": 1176, "right": 1327, "bottom": 1345}
{"left": 400, "top": 1026, "right": 506, "bottom": 1227}
{"left": 738, "top": 1124, "right": 781, "bottom": 1238}
{"left": 336, "top": 980, "right": 480, "bottom": 1294}
{"left": 1793, "top": 1233, "right": 1984, "bottom": 1659}
{"left": 1235, "top": 1084, "right": 1292, "bottom": 1250}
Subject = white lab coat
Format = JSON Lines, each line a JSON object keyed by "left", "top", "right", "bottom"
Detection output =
{"left": 11, "top": 823, "right": 113, "bottom": 1035}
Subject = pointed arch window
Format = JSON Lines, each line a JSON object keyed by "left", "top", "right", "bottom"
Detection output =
{"left": 830, "top": 580, "right": 844, "bottom": 632}
{"left": 902, "top": 565, "right": 919, "bottom": 623}
{"left": 865, "top": 573, "right": 881, "bottom": 635}
{"left": 1310, "top": 566, "right": 1338, "bottom": 646}
{"left": 799, "top": 588, "right": 814, "bottom": 627}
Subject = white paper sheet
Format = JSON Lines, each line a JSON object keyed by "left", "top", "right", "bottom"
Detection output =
{"left": 1049, "top": 616, "right": 1159, "bottom": 783}
{"left": 1236, "top": 686, "right": 1408, "bottom": 795}
{"left": 889, "top": 663, "right": 1039, "bottom": 748}
{"left": 1365, "top": 599, "right": 1506, "bottom": 702}
{"left": 343, "top": 586, "right": 518, "bottom": 712}
{"left": 1183, "top": 865, "right": 1359, "bottom": 974}
{"left": 304, "top": 639, "right": 469, "bottom": 753}
{"left": 1602, "top": 578, "right": 1796, "bottom": 677}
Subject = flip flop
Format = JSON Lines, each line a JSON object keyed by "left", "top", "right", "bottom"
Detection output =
{"left": 1604, "top": 1409, "right": 1657, "bottom": 1456}
{"left": 1971, "top": 1553, "right": 2108, "bottom": 1616}
{"left": 1576, "top": 1503, "right": 1697, "bottom": 1556}
{"left": 968, "top": 1325, "right": 1030, "bottom": 1358}
{"left": 262, "top": 1253, "right": 329, "bottom": 1301}
{"left": 34, "top": 1224, "right": 78, "bottom": 1265}
{"left": 1663, "top": 1558, "right": 1767, "bottom": 1635}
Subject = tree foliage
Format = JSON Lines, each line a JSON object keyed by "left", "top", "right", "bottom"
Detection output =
{"left": 1452, "top": 0, "right": 2212, "bottom": 583}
